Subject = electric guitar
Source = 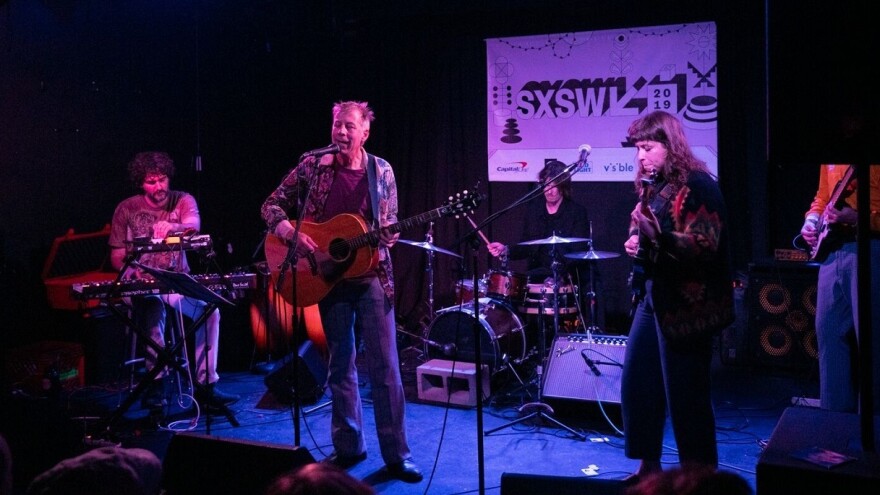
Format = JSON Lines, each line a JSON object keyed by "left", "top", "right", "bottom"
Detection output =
{"left": 629, "top": 171, "right": 657, "bottom": 317}
{"left": 265, "top": 190, "right": 482, "bottom": 307}
{"left": 810, "top": 166, "right": 857, "bottom": 262}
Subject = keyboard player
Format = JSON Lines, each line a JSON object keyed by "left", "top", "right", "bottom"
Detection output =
{"left": 108, "top": 151, "right": 239, "bottom": 410}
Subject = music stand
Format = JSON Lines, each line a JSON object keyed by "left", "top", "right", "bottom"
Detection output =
{"left": 135, "top": 264, "right": 235, "bottom": 306}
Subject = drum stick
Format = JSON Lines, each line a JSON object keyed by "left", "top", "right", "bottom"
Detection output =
{"left": 464, "top": 215, "right": 491, "bottom": 246}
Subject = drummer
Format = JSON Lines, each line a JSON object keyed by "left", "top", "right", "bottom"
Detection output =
{"left": 487, "top": 159, "right": 590, "bottom": 284}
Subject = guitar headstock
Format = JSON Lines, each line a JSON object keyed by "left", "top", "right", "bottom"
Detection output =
{"left": 638, "top": 170, "right": 658, "bottom": 204}
{"left": 442, "top": 189, "right": 484, "bottom": 218}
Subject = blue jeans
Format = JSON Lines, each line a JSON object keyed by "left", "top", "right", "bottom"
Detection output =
{"left": 816, "top": 239, "right": 880, "bottom": 412}
{"left": 319, "top": 275, "right": 411, "bottom": 465}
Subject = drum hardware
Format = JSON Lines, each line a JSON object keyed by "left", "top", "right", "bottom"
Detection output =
{"left": 564, "top": 232, "right": 622, "bottom": 333}
{"left": 517, "top": 232, "right": 589, "bottom": 335}
{"left": 397, "top": 223, "right": 453, "bottom": 362}
{"left": 484, "top": 295, "right": 586, "bottom": 440}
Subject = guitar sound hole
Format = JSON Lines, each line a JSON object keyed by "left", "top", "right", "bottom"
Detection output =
{"left": 328, "top": 239, "right": 351, "bottom": 261}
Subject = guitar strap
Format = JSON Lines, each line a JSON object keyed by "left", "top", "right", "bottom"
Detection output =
{"left": 650, "top": 181, "right": 678, "bottom": 223}
{"left": 365, "top": 153, "right": 380, "bottom": 228}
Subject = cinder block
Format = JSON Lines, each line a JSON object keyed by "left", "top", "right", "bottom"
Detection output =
{"left": 416, "top": 359, "right": 489, "bottom": 407}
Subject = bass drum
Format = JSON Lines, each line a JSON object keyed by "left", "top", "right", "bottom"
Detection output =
{"left": 425, "top": 299, "right": 526, "bottom": 373}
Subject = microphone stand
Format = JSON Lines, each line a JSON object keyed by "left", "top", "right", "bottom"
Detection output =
{"left": 464, "top": 230, "right": 487, "bottom": 495}
{"left": 459, "top": 156, "right": 587, "bottom": 443}
{"left": 275, "top": 159, "right": 320, "bottom": 447}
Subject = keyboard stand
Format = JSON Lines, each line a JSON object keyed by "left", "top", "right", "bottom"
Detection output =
{"left": 93, "top": 263, "right": 237, "bottom": 437}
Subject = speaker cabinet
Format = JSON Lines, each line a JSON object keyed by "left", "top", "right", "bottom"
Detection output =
{"left": 747, "top": 263, "right": 819, "bottom": 371}
{"left": 163, "top": 432, "right": 316, "bottom": 495}
{"left": 757, "top": 407, "right": 880, "bottom": 495}
{"left": 542, "top": 334, "right": 626, "bottom": 412}
{"left": 264, "top": 340, "right": 327, "bottom": 404}
{"left": 501, "top": 472, "right": 630, "bottom": 495}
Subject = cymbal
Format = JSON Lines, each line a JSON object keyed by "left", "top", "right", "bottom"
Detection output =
{"left": 518, "top": 235, "right": 591, "bottom": 246}
{"left": 564, "top": 249, "right": 621, "bottom": 260}
{"left": 397, "top": 239, "right": 462, "bottom": 258}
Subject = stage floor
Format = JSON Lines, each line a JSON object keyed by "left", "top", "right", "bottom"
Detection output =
{"left": 3, "top": 335, "right": 821, "bottom": 495}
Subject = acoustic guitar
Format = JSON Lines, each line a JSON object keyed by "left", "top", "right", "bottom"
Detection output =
{"left": 265, "top": 190, "right": 482, "bottom": 307}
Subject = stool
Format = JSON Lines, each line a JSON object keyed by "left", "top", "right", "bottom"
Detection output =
{"left": 416, "top": 359, "right": 489, "bottom": 407}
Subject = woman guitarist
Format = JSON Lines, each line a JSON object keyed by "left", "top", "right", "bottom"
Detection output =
{"left": 620, "top": 111, "right": 733, "bottom": 480}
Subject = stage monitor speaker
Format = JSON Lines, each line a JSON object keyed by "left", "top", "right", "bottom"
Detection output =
{"left": 264, "top": 340, "right": 327, "bottom": 404}
{"left": 542, "top": 334, "right": 626, "bottom": 412}
{"left": 163, "top": 432, "right": 316, "bottom": 495}
{"left": 756, "top": 407, "right": 880, "bottom": 495}
{"left": 747, "top": 263, "right": 819, "bottom": 371}
{"left": 501, "top": 472, "right": 631, "bottom": 495}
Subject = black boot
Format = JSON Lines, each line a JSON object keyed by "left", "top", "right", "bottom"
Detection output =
{"left": 140, "top": 376, "right": 168, "bottom": 410}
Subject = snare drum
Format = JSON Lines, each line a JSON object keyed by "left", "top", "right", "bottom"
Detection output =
{"left": 486, "top": 270, "right": 527, "bottom": 301}
{"left": 518, "top": 283, "right": 578, "bottom": 315}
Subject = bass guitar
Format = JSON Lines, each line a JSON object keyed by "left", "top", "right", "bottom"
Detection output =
{"left": 629, "top": 171, "right": 657, "bottom": 317}
{"left": 265, "top": 190, "right": 482, "bottom": 307}
{"left": 810, "top": 166, "right": 857, "bottom": 262}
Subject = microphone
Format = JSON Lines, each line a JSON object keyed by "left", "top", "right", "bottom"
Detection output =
{"left": 581, "top": 351, "right": 602, "bottom": 376}
{"left": 577, "top": 143, "right": 592, "bottom": 164}
{"left": 424, "top": 338, "right": 457, "bottom": 356}
{"left": 300, "top": 143, "right": 340, "bottom": 158}
{"left": 561, "top": 144, "right": 592, "bottom": 178}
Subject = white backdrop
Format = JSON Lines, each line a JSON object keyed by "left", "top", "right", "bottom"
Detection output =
{"left": 486, "top": 22, "right": 718, "bottom": 182}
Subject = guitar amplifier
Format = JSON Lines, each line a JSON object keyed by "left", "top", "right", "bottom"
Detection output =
{"left": 747, "top": 262, "right": 819, "bottom": 371}
{"left": 542, "top": 333, "right": 626, "bottom": 413}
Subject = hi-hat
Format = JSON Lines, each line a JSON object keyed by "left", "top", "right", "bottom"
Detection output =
{"left": 518, "top": 235, "right": 590, "bottom": 246}
{"left": 564, "top": 249, "right": 621, "bottom": 260}
{"left": 398, "top": 239, "right": 462, "bottom": 258}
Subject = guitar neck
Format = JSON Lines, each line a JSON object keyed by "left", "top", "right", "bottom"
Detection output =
{"left": 348, "top": 207, "right": 445, "bottom": 249}
{"left": 829, "top": 166, "right": 855, "bottom": 209}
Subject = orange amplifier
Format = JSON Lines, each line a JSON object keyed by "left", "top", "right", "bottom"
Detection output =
{"left": 42, "top": 225, "right": 117, "bottom": 310}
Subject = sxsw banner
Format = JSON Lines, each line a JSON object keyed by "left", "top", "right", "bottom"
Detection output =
{"left": 486, "top": 23, "right": 718, "bottom": 182}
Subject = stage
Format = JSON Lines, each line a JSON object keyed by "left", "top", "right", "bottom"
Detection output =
{"left": 3, "top": 332, "right": 824, "bottom": 495}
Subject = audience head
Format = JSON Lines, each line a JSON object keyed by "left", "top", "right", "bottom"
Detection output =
{"left": 265, "top": 462, "right": 374, "bottom": 495}
{"left": 26, "top": 446, "right": 162, "bottom": 495}
{"left": 624, "top": 465, "right": 752, "bottom": 495}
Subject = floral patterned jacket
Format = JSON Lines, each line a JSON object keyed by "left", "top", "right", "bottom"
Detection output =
{"left": 261, "top": 149, "right": 399, "bottom": 303}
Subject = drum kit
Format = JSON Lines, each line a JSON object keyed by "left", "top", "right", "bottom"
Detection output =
{"left": 398, "top": 232, "right": 620, "bottom": 379}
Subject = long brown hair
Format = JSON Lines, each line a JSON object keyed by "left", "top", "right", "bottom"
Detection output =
{"left": 627, "top": 111, "right": 709, "bottom": 193}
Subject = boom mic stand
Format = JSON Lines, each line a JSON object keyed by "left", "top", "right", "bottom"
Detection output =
{"left": 274, "top": 160, "right": 321, "bottom": 447}
{"left": 461, "top": 158, "right": 588, "bottom": 442}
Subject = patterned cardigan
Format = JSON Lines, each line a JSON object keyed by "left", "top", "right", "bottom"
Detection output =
{"left": 261, "top": 149, "right": 399, "bottom": 303}
{"left": 633, "top": 169, "right": 734, "bottom": 341}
